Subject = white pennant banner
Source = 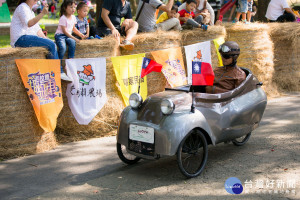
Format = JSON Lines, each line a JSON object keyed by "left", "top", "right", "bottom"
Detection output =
{"left": 66, "top": 58, "right": 107, "bottom": 125}
{"left": 184, "top": 41, "right": 212, "bottom": 85}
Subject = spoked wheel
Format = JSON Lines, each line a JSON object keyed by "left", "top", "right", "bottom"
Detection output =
{"left": 117, "top": 143, "right": 141, "bottom": 165}
{"left": 232, "top": 133, "right": 252, "bottom": 146}
{"left": 177, "top": 130, "right": 208, "bottom": 178}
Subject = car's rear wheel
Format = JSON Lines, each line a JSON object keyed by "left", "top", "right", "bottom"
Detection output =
{"left": 232, "top": 133, "right": 252, "bottom": 146}
{"left": 177, "top": 130, "right": 208, "bottom": 178}
{"left": 117, "top": 143, "right": 141, "bottom": 165}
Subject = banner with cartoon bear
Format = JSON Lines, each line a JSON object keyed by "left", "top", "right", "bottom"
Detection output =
{"left": 151, "top": 47, "right": 187, "bottom": 87}
{"left": 184, "top": 41, "right": 212, "bottom": 85}
{"left": 65, "top": 58, "right": 107, "bottom": 125}
{"left": 15, "top": 59, "right": 63, "bottom": 132}
{"left": 111, "top": 53, "right": 147, "bottom": 106}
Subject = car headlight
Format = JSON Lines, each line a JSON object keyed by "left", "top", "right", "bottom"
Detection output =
{"left": 161, "top": 99, "right": 175, "bottom": 115}
{"left": 129, "top": 93, "right": 143, "bottom": 109}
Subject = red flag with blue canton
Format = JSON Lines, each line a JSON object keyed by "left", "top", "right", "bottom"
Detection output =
{"left": 140, "top": 57, "right": 163, "bottom": 78}
{"left": 192, "top": 61, "right": 214, "bottom": 86}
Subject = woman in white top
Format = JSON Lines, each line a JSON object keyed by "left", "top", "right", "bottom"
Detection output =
{"left": 178, "top": 0, "right": 215, "bottom": 25}
{"left": 10, "top": 0, "right": 58, "bottom": 60}
{"left": 265, "top": 0, "right": 296, "bottom": 22}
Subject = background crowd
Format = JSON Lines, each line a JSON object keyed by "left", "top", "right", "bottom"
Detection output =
{"left": 9, "top": 0, "right": 300, "bottom": 81}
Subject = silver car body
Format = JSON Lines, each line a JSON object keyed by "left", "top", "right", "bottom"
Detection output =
{"left": 117, "top": 68, "right": 267, "bottom": 159}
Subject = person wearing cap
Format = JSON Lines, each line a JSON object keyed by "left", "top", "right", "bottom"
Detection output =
{"left": 206, "top": 41, "right": 246, "bottom": 94}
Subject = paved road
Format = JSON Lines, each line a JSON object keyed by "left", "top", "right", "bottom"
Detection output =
{"left": 0, "top": 93, "right": 299, "bottom": 200}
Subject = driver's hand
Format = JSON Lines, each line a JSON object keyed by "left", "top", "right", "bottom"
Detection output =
{"left": 112, "top": 28, "right": 120, "bottom": 39}
{"left": 41, "top": 3, "right": 49, "bottom": 15}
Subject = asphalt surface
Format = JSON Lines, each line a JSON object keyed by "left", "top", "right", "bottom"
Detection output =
{"left": 0, "top": 93, "right": 299, "bottom": 200}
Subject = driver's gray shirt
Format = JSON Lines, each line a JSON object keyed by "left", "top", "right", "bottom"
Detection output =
{"left": 136, "top": 0, "right": 162, "bottom": 32}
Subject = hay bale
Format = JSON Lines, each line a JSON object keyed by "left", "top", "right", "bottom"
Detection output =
{"left": 181, "top": 26, "right": 227, "bottom": 69}
{"left": 0, "top": 47, "right": 58, "bottom": 160}
{"left": 225, "top": 23, "right": 279, "bottom": 97}
{"left": 56, "top": 37, "right": 125, "bottom": 141}
{"left": 121, "top": 30, "right": 182, "bottom": 55}
{"left": 269, "top": 23, "right": 300, "bottom": 92}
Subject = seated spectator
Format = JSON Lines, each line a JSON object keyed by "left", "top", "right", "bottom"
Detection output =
{"left": 156, "top": 5, "right": 181, "bottom": 31}
{"left": 206, "top": 41, "right": 246, "bottom": 94}
{"left": 97, "top": 0, "right": 138, "bottom": 50}
{"left": 73, "top": 1, "right": 89, "bottom": 40}
{"left": 266, "top": 0, "right": 297, "bottom": 22}
{"left": 178, "top": 0, "right": 208, "bottom": 30}
{"left": 136, "top": 0, "right": 178, "bottom": 32}
{"left": 10, "top": 0, "right": 58, "bottom": 60}
{"left": 179, "top": 0, "right": 215, "bottom": 25}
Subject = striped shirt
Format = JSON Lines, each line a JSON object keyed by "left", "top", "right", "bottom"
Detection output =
{"left": 207, "top": 0, "right": 221, "bottom": 11}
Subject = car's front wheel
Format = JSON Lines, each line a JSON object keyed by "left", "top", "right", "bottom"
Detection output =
{"left": 117, "top": 143, "right": 141, "bottom": 165}
{"left": 177, "top": 129, "right": 208, "bottom": 178}
{"left": 232, "top": 133, "right": 252, "bottom": 146}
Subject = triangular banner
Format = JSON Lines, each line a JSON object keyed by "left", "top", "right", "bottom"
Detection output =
{"left": 111, "top": 53, "right": 147, "bottom": 106}
{"left": 151, "top": 47, "right": 187, "bottom": 87}
{"left": 65, "top": 58, "right": 107, "bottom": 125}
{"left": 15, "top": 59, "right": 63, "bottom": 132}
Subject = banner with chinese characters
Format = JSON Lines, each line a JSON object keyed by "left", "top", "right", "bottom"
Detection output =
{"left": 65, "top": 58, "right": 107, "bottom": 125}
{"left": 213, "top": 37, "right": 225, "bottom": 67}
{"left": 15, "top": 59, "right": 63, "bottom": 132}
{"left": 151, "top": 47, "right": 187, "bottom": 87}
{"left": 184, "top": 41, "right": 211, "bottom": 85}
{"left": 111, "top": 53, "right": 147, "bottom": 106}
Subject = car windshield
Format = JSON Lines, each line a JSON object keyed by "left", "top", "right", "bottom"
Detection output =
{"left": 165, "top": 85, "right": 206, "bottom": 93}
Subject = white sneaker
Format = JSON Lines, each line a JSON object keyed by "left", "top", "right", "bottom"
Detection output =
{"left": 60, "top": 72, "right": 72, "bottom": 82}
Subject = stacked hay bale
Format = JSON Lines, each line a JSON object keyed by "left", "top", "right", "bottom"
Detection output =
{"left": 269, "top": 23, "right": 300, "bottom": 92}
{"left": 0, "top": 47, "right": 57, "bottom": 159}
{"left": 56, "top": 37, "right": 124, "bottom": 142}
{"left": 181, "top": 26, "right": 227, "bottom": 69}
{"left": 120, "top": 30, "right": 182, "bottom": 95}
{"left": 225, "top": 23, "right": 279, "bottom": 97}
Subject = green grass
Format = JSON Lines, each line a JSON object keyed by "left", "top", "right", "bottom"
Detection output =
{"left": 0, "top": 33, "right": 55, "bottom": 49}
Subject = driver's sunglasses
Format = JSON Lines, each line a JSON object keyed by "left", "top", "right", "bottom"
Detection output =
{"left": 221, "top": 54, "right": 232, "bottom": 59}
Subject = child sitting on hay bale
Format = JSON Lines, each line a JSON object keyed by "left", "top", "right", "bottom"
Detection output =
{"left": 73, "top": 1, "right": 90, "bottom": 40}
{"left": 156, "top": 5, "right": 181, "bottom": 31}
{"left": 55, "top": 0, "right": 83, "bottom": 81}
{"left": 178, "top": 0, "right": 208, "bottom": 30}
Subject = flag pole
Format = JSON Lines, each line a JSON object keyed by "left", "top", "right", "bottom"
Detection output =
{"left": 191, "top": 86, "right": 195, "bottom": 113}
{"left": 138, "top": 58, "right": 144, "bottom": 94}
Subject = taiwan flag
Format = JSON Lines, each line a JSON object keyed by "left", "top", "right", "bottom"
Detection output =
{"left": 192, "top": 61, "right": 214, "bottom": 86}
{"left": 140, "top": 57, "right": 163, "bottom": 78}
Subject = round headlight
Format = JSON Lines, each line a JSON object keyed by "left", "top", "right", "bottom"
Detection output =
{"left": 129, "top": 93, "right": 143, "bottom": 109}
{"left": 161, "top": 99, "right": 175, "bottom": 115}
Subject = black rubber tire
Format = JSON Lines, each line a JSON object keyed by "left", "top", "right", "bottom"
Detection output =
{"left": 177, "top": 130, "right": 208, "bottom": 178}
{"left": 232, "top": 133, "right": 252, "bottom": 146}
{"left": 117, "top": 143, "right": 141, "bottom": 165}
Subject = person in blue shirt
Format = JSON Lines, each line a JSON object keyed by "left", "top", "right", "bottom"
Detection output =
{"left": 97, "top": 0, "right": 138, "bottom": 50}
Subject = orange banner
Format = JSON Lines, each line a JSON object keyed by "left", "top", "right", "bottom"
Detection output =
{"left": 151, "top": 47, "right": 187, "bottom": 87}
{"left": 15, "top": 59, "right": 63, "bottom": 132}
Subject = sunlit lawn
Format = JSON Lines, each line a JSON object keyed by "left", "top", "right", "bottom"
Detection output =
{"left": 0, "top": 33, "right": 55, "bottom": 49}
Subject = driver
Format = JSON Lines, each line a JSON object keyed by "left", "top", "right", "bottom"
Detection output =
{"left": 206, "top": 41, "right": 246, "bottom": 94}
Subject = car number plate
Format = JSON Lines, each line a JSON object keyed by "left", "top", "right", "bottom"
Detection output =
{"left": 129, "top": 124, "right": 154, "bottom": 144}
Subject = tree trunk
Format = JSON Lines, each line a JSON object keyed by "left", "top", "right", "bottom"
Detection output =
{"left": 96, "top": 0, "right": 103, "bottom": 26}
{"left": 257, "top": 0, "right": 270, "bottom": 22}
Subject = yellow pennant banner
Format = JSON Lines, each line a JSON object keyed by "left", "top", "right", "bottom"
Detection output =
{"left": 213, "top": 37, "right": 225, "bottom": 67}
{"left": 151, "top": 47, "right": 187, "bottom": 87}
{"left": 15, "top": 59, "right": 63, "bottom": 132}
{"left": 111, "top": 53, "right": 147, "bottom": 106}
